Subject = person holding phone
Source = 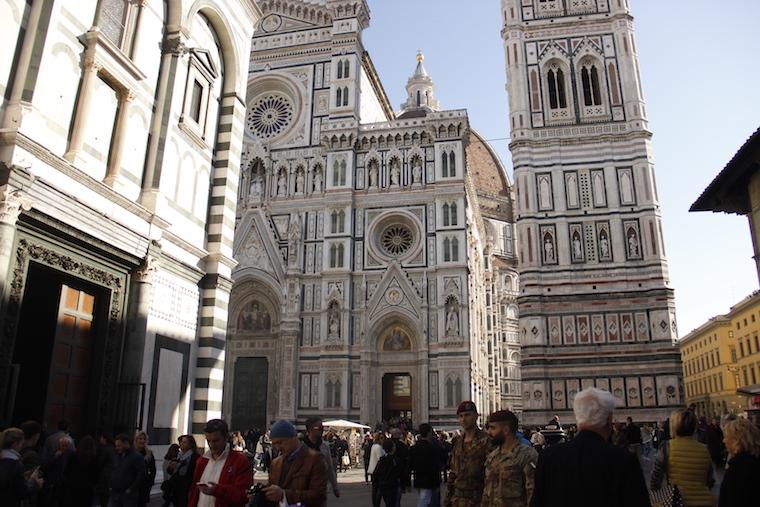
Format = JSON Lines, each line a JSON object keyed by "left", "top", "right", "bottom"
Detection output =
{"left": 188, "top": 419, "right": 252, "bottom": 507}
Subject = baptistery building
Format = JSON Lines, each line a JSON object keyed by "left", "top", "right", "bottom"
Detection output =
{"left": 225, "top": 0, "right": 520, "bottom": 429}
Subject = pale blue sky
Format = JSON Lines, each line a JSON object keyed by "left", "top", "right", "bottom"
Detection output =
{"left": 362, "top": 0, "right": 760, "bottom": 337}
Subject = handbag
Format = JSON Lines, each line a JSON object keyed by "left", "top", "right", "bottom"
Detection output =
{"left": 649, "top": 441, "right": 684, "bottom": 507}
{"left": 341, "top": 452, "right": 350, "bottom": 466}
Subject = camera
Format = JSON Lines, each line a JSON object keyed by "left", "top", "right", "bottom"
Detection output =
{"left": 247, "top": 483, "right": 266, "bottom": 507}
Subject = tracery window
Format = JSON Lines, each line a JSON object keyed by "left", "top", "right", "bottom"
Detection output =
{"left": 332, "top": 159, "right": 346, "bottom": 186}
{"left": 330, "top": 210, "right": 346, "bottom": 234}
{"left": 342, "top": 87, "right": 349, "bottom": 107}
{"left": 336, "top": 87, "right": 342, "bottom": 107}
{"left": 449, "top": 152, "right": 457, "bottom": 177}
{"left": 96, "top": 0, "right": 141, "bottom": 55}
{"left": 329, "top": 243, "right": 345, "bottom": 268}
{"left": 547, "top": 67, "right": 567, "bottom": 109}
{"left": 441, "top": 152, "right": 449, "bottom": 177}
{"left": 581, "top": 64, "right": 602, "bottom": 106}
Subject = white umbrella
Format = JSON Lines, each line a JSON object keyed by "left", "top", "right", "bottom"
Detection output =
{"left": 322, "top": 419, "right": 371, "bottom": 429}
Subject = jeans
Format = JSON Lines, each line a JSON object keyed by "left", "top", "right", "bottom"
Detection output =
{"left": 417, "top": 488, "right": 441, "bottom": 507}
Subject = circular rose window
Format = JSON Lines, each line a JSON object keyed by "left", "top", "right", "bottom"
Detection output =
{"left": 247, "top": 93, "right": 294, "bottom": 139}
{"left": 380, "top": 225, "right": 414, "bottom": 256}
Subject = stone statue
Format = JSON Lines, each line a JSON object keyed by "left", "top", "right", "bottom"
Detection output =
{"left": 288, "top": 216, "right": 302, "bottom": 267}
{"left": 628, "top": 231, "right": 639, "bottom": 257}
{"left": 446, "top": 303, "right": 459, "bottom": 335}
{"left": 313, "top": 169, "right": 323, "bottom": 193}
{"left": 249, "top": 171, "right": 262, "bottom": 197}
{"left": 368, "top": 164, "right": 378, "bottom": 188}
{"left": 390, "top": 162, "right": 400, "bottom": 186}
{"left": 412, "top": 162, "right": 422, "bottom": 185}
{"left": 544, "top": 236, "right": 555, "bottom": 263}
{"left": 295, "top": 169, "right": 305, "bottom": 194}
{"left": 572, "top": 235, "right": 582, "bottom": 260}
{"left": 328, "top": 305, "right": 340, "bottom": 339}
{"left": 600, "top": 234, "right": 610, "bottom": 258}
{"left": 277, "top": 171, "right": 287, "bottom": 196}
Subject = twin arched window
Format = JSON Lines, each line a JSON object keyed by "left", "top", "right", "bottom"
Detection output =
{"left": 443, "top": 237, "right": 459, "bottom": 262}
{"left": 441, "top": 151, "right": 457, "bottom": 177}
{"left": 329, "top": 243, "right": 345, "bottom": 268}
{"left": 336, "top": 59, "right": 350, "bottom": 79}
{"left": 330, "top": 209, "right": 346, "bottom": 233}
{"left": 332, "top": 159, "right": 346, "bottom": 186}
{"left": 445, "top": 376, "right": 463, "bottom": 407}
{"left": 442, "top": 202, "right": 458, "bottom": 226}
{"left": 580, "top": 63, "right": 602, "bottom": 106}
{"left": 335, "top": 86, "right": 349, "bottom": 107}
{"left": 547, "top": 67, "right": 568, "bottom": 110}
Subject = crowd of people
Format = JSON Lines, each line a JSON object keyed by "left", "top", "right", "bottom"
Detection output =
{"left": 2, "top": 391, "right": 759, "bottom": 507}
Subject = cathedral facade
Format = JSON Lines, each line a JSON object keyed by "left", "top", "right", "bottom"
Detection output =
{"left": 226, "top": 0, "right": 520, "bottom": 429}
{"left": 501, "top": 0, "right": 682, "bottom": 424}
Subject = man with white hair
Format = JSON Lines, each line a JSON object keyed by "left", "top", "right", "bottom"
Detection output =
{"left": 529, "top": 387, "right": 650, "bottom": 507}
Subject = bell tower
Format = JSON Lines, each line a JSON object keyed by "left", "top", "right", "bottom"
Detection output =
{"left": 501, "top": 0, "right": 682, "bottom": 424}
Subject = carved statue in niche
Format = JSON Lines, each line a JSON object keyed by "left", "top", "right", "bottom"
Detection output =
{"left": 445, "top": 296, "right": 460, "bottom": 336}
{"left": 249, "top": 164, "right": 263, "bottom": 198}
{"left": 327, "top": 301, "right": 341, "bottom": 341}
{"left": 599, "top": 229, "right": 610, "bottom": 259}
{"left": 295, "top": 167, "right": 305, "bottom": 194}
{"left": 277, "top": 169, "right": 287, "bottom": 196}
{"left": 543, "top": 233, "right": 555, "bottom": 263}
{"left": 288, "top": 215, "right": 302, "bottom": 267}
{"left": 313, "top": 167, "right": 323, "bottom": 193}
{"left": 572, "top": 232, "right": 583, "bottom": 260}
{"left": 237, "top": 301, "right": 271, "bottom": 331}
{"left": 627, "top": 229, "right": 639, "bottom": 257}
{"left": 390, "top": 159, "right": 401, "bottom": 186}
{"left": 412, "top": 157, "right": 422, "bottom": 185}
{"left": 368, "top": 161, "right": 378, "bottom": 188}
{"left": 382, "top": 327, "right": 411, "bottom": 351}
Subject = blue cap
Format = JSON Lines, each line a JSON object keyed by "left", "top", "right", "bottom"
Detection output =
{"left": 270, "top": 420, "right": 297, "bottom": 438}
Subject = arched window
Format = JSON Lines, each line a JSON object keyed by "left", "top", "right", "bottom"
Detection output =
{"left": 343, "top": 60, "right": 350, "bottom": 79}
{"left": 336, "top": 87, "right": 342, "bottom": 107}
{"left": 451, "top": 237, "right": 459, "bottom": 261}
{"left": 329, "top": 244, "right": 338, "bottom": 268}
{"left": 450, "top": 202, "right": 458, "bottom": 226}
{"left": 330, "top": 210, "right": 338, "bottom": 233}
{"left": 441, "top": 152, "right": 448, "bottom": 177}
{"left": 442, "top": 203, "right": 450, "bottom": 226}
{"left": 339, "top": 159, "right": 347, "bottom": 185}
{"left": 547, "top": 67, "right": 567, "bottom": 109}
{"left": 342, "top": 87, "right": 349, "bottom": 107}
{"left": 417, "top": 90, "right": 421, "bottom": 106}
{"left": 337, "top": 243, "right": 345, "bottom": 267}
{"left": 337, "top": 61, "right": 343, "bottom": 79}
{"left": 581, "top": 64, "right": 602, "bottom": 106}
{"left": 454, "top": 377, "right": 463, "bottom": 404}
{"left": 449, "top": 152, "right": 456, "bottom": 177}
{"left": 332, "top": 160, "right": 340, "bottom": 186}
{"left": 337, "top": 210, "right": 345, "bottom": 232}
{"left": 443, "top": 238, "right": 451, "bottom": 262}
{"left": 445, "top": 377, "right": 454, "bottom": 407}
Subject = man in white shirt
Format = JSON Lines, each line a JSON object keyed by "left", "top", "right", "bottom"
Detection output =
{"left": 367, "top": 431, "right": 387, "bottom": 506}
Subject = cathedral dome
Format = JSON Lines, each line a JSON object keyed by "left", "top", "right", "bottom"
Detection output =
{"left": 467, "top": 130, "right": 511, "bottom": 197}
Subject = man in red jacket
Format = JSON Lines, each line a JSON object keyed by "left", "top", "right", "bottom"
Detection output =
{"left": 188, "top": 419, "right": 252, "bottom": 507}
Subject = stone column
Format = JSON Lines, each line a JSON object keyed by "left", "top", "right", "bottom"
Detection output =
{"left": 0, "top": 186, "right": 31, "bottom": 306}
{"left": 104, "top": 90, "right": 135, "bottom": 188}
{"left": 64, "top": 59, "right": 103, "bottom": 165}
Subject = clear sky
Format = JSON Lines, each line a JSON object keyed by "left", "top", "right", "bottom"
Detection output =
{"left": 362, "top": 0, "right": 760, "bottom": 338}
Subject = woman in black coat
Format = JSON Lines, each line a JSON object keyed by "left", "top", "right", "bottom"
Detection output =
{"left": 134, "top": 431, "right": 156, "bottom": 507}
{"left": 719, "top": 418, "right": 760, "bottom": 507}
{"left": 164, "top": 435, "right": 198, "bottom": 507}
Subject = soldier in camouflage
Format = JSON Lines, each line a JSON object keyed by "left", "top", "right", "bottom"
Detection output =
{"left": 481, "top": 409, "right": 537, "bottom": 507}
{"left": 444, "top": 401, "right": 492, "bottom": 507}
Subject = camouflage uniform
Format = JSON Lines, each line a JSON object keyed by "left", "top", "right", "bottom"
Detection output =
{"left": 480, "top": 443, "right": 538, "bottom": 507}
{"left": 444, "top": 429, "right": 492, "bottom": 507}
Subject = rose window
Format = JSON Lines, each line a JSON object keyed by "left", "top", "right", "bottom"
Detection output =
{"left": 247, "top": 94, "right": 294, "bottom": 139}
{"left": 380, "top": 225, "right": 414, "bottom": 256}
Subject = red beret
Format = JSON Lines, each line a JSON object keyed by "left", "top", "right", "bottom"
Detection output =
{"left": 457, "top": 401, "right": 478, "bottom": 414}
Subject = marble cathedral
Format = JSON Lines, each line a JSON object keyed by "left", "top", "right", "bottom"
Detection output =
{"left": 501, "top": 0, "right": 682, "bottom": 425}
{"left": 226, "top": 0, "right": 521, "bottom": 429}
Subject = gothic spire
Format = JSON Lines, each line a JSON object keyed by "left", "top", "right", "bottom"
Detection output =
{"left": 399, "top": 50, "right": 440, "bottom": 117}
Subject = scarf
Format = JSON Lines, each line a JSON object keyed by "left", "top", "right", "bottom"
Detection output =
{"left": 302, "top": 435, "right": 322, "bottom": 452}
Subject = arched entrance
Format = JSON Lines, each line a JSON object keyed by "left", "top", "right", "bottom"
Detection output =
{"left": 382, "top": 373, "right": 412, "bottom": 423}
